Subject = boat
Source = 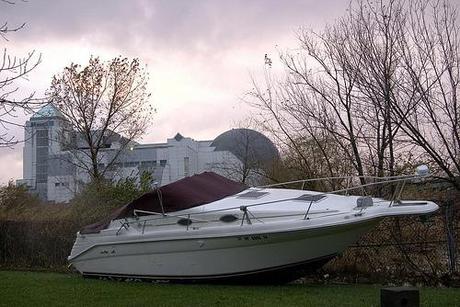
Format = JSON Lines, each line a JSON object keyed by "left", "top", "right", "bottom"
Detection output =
{"left": 68, "top": 169, "right": 438, "bottom": 283}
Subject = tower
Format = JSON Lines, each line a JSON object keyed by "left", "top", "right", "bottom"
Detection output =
{"left": 20, "top": 103, "right": 68, "bottom": 201}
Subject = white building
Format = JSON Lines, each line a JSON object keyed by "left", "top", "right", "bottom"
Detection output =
{"left": 18, "top": 104, "right": 279, "bottom": 203}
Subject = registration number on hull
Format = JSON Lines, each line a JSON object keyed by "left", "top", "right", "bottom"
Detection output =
{"left": 237, "top": 234, "right": 269, "bottom": 241}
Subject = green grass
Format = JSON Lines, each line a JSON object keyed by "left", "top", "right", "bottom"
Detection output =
{"left": 0, "top": 271, "right": 459, "bottom": 307}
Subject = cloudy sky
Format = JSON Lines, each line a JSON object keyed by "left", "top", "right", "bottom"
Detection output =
{"left": 0, "top": 0, "right": 347, "bottom": 183}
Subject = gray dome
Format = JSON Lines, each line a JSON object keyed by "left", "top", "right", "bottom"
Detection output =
{"left": 211, "top": 129, "right": 279, "bottom": 164}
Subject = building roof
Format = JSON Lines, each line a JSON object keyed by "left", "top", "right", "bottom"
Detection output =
{"left": 31, "top": 103, "right": 63, "bottom": 119}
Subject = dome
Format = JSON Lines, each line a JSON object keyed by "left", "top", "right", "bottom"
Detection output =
{"left": 211, "top": 128, "right": 279, "bottom": 164}
{"left": 31, "top": 103, "right": 62, "bottom": 119}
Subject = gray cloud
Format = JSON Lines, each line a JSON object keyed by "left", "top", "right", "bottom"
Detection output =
{"left": 1, "top": 0, "right": 348, "bottom": 54}
{"left": 0, "top": 0, "right": 349, "bottom": 182}
{"left": 0, "top": 147, "right": 22, "bottom": 184}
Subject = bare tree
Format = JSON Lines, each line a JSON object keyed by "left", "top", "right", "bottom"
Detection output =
{"left": 49, "top": 56, "right": 153, "bottom": 182}
{"left": 250, "top": 0, "right": 459, "bottom": 189}
{"left": 251, "top": 7, "right": 388, "bottom": 185}
{"left": 0, "top": 0, "right": 41, "bottom": 146}
{"left": 341, "top": 0, "right": 408, "bottom": 178}
{"left": 393, "top": 0, "right": 460, "bottom": 189}
{"left": 276, "top": 134, "right": 355, "bottom": 191}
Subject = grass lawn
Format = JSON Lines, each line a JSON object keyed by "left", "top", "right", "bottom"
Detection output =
{"left": 0, "top": 271, "right": 459, "bottom": 307}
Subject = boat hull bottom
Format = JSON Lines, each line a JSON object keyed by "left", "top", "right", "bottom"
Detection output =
{"left": 81, "top": 253, "right": 337, "bottom": 284}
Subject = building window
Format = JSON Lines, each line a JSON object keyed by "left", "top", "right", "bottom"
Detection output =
{"left": 36, "top": 147, "right": 48, "bottom": 159}
{"left": 36, "top": 165, "right": 47, "bottom": 174}
{"left": 160, "top": 160, "right": 167, "bottom": 167}
{"left": 36, "top": 129, "right": 49, "bottom": 146}
{"left": 184, "top": 157, "right": 189, "bottom": 177}
{"left": 124, "top": 161, "right": 139, "bottom": 168}
{"left": 36, "top": 130, "right": 48, "bottom": 137}
{"left": 140, "top": 161, "right": 155, "bottom": 167}
{"left": 36, "top": 173, "right": 47, "bottom": 183}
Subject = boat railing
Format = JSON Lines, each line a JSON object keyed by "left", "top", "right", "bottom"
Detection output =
{"left": 115, "top": 167, "right": 430, "bottom": 234}
{"left": 257, "top": 174, "right": 416, "bottom": 189}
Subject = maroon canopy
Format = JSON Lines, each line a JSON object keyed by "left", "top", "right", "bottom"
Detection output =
{"left": 80, "top": 172, "right": 247, "bottom": 234}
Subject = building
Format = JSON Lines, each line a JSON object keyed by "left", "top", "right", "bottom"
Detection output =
{"left": 17, "top": 104, "right": 279, "bottom": 203}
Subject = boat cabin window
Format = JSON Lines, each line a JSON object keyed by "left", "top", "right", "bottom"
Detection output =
{"left": 177, "top": 218, "right": 193, "bottom": 226}
{"left": 295, "top": 194, "right": 326, "bottom": 202}
{"left": 237, "top": 191, "right": 268, "bottom": 199}
{"left": 219, "top": 214, "right": 239, "bottom": 223}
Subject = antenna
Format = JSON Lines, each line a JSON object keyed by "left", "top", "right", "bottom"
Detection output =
{"left": 415, "top": 165, "right": 429, "bottom": 177}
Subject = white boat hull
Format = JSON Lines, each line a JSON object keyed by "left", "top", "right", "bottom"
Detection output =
{"left": 71, "top": 219, "right": 378, "bottom": 282}
{"left": 69, "top": 183, "right": 439, "bottom": 283}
